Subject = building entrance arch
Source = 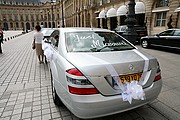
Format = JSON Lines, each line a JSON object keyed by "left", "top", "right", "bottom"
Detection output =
{"left": 4, "top": 22, "right": 8, "bottom": 30}
{"left": 48, "top": 22, "right": 51, "bottom": 28}
{"left": 26, "top": 22, "right": 30, "bottom": 30}
{"left": 45, "top": 22, "right": 47, "bottom": 28}
{"left": 52, "top": 22, "right": 55, "bottom": 28}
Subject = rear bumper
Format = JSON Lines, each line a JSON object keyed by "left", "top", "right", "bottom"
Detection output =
{"left": 68, "top": 80, "right": 162, "bottom": 119}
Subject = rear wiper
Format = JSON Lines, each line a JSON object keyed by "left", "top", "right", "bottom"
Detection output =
{"left": 90, "top": 46, "right": 134, "bottom": 52}
{"left": 90, "top": 46, "right": 110, "bottom": 52}
{"left": 111, "top": 46, "right": 134, "bottom": 51}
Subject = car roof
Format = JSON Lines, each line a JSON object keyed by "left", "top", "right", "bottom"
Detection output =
{"left": 116, "top": 25, "right": 127, "bottom": 28}
{"left": 167, "top": 28, "right": 180, "bottom": 30}
{"left": 41, "top": 28, "right": 57, "bottom": 36}
{"left": 56, "top": 27, "right": 112, "bottom": 33}
{"left": 42, "top": 28, "right": 55, "bottom": 30}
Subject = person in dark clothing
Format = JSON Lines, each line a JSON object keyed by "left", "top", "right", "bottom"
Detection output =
{"left": 167, "top": 14, "right": 173, "bottom": 29}
{"left": 0, "top": 26, "right": 4, "bottom": 54}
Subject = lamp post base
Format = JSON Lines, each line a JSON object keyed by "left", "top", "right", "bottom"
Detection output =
{"left": 122, "top": 33, "right": 137, "bottom": 45}
{"left": 123, "top": 0, "right": 137, "bottom": 45}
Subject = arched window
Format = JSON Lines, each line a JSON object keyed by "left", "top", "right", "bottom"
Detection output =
{"left": 32, "top": 22, "right": 35, "bottom": 28}
{"left": 155, "top": 12, "right": 167, "bottom": 27}
{"left": 26, "top": 15, "right": 29, "bottom": 21}
{"left": 14, "top": 14, "right": 18, "bottom": 21}
{"left": 36, "top": 14, "right": 39, "bottom": 21}
{"left": 156, "top": 0, "right": 169, "bottom": 7}
{"left": 10, "top": 22, "right": 13, "bottom": 29}
{"left": 21, "top": 22, "right": 24, "bottom": 29}
{"left": 20, "top": 15, "right": 23, "bottom": 21}
{"left": 16, "top": 22, "right": 19, "bottom": 29}
{"left": 31, "top": 14, "right": 34, "bottom": 21}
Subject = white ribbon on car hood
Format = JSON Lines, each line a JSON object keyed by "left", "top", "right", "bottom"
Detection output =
{"left": 43, "top": 42, "right": 149, "bottom": 104}
{"left": 133, "top": 49, "right": 150, "bottom": 85}
{"left": 120, "top": 49, "right": 149, "bottom": 104}
{"left": 79, "top": 49, "right": 149, "bottom": 104}
{"left": 122, "top": 81, "right": 145, "bottom": 103}
{"left": 42, "top": 41, "right": 54, "bottom": 62}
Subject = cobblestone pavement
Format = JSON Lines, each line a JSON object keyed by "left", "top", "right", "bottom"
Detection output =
{"left": 0, "top": 31, "right": 180, "bottom": 120}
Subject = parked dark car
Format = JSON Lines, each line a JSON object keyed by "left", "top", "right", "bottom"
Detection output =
{"left": 114, "top": 25, "right": 148, "bottom": 43}
{"left": 141, "top": 28, "right": 180, "bottom": 50}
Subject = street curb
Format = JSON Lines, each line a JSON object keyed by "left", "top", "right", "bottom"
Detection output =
{"left": 3, "top": 31, "right": 32, "bottom": 41}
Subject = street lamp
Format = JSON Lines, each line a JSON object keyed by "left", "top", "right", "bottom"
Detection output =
{"left": 61, "top": 0, "right": 65, "bottom": 28}
{"left": 123, "top": 0, "right": 137, "bottom": 45}
{"left": 51, "top": 0, "right": 54, "bottom": 28}
{"left": 76, "top": 8, "right": 80, "bottom": 27}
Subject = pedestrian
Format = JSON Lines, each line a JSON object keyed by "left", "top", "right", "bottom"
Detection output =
{"left": 167, "top": 14, "right": 173, "bottom": 29}
{"left": 0, "top": 26, "right": 4, "bottom": 54}
{"left": 33, "top": 25, "right": 44, "bottom": 64}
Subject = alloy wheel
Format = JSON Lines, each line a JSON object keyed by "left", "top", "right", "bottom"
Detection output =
{"left": 50, "top": 71, "right": 62, "bottom": 106}
{"left": 142, "top": 40, "right": 149, "bottom": 48}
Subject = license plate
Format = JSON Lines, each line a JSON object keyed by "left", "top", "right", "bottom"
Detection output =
{"left": 119, "top": 73, "right": 142, "bottom": 84}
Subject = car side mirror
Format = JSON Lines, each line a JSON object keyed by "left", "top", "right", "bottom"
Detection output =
{"left": 156, "top": 34, "right": 160, "bottom": 37}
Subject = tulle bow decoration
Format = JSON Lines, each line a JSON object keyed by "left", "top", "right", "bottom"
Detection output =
{"left": 42, "top": 41, "right": 54, "bottom": 62}
{"left": 122, "top": 81, "right": 145, "bottom": 104}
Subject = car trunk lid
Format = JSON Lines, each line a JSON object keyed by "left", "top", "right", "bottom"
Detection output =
{"left": 66, "top": 49, "right": 158, "bottom": 96}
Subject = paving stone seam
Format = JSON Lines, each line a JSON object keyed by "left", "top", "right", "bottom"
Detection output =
{"left": 0, "top": 49, "right": 28, "bottom": 86}
{"left": 0, "top": 37, "right": 29, "bottom": 84}
{"left": 149, "top": 101, "right": 177, "bottom": 120}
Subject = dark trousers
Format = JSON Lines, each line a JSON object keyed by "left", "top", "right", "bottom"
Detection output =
{"left": 0, "top": 42, "right": 2, "bottom": 53}
{"left": 0, "top": 35, "right": 3, "bottom": 53}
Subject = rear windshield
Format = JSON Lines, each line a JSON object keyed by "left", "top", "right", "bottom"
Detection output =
{"left": 42, "top": 29, "right": 54, "bottom": 36}
{"left": 65, "top": 31, "right": 134, "bottom": 52}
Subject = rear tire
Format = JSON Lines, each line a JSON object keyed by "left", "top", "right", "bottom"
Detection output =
{"left": 50, "top": 71, "right": 63, "bottom": 106}
{"left": 141, "top": 40, "right": 149, "bottom": 48}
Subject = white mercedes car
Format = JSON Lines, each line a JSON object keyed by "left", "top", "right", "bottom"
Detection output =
{"left": 43, "top": 27, "right": 162, "bottom": 119}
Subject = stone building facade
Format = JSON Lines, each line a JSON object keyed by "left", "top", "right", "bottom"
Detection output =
{"left": 0, "top": 0, "right": 180, "bottom": 35}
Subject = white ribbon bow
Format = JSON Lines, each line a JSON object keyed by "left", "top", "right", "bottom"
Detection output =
{"left": 122, "top": 81, "right": 145, "bottom": 104}
{"left": 42, "top": 41, "right": 54, "bottom": 62}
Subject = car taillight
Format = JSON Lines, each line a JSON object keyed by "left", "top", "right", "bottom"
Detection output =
{"left": 66, "top": 68, "right": 99, "bottom": 95}
{"left": 154, "top": 61, "right": 161, "bottom": 82}
{"left": 66, "top": 68, "right": 83, "bottom": 76}
{"left": 154, "top": 72, "right": 161, "bottom": 81}
{"left": 68, "top": 86, "right": 99, "bottom": 95}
